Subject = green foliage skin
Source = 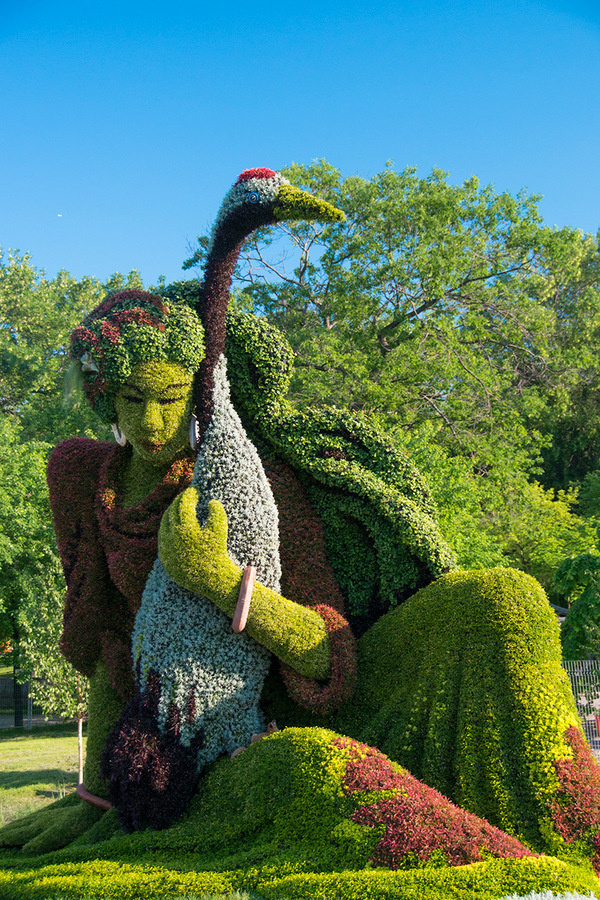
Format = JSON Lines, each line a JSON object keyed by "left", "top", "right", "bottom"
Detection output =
{"left": 83, "top": 661, "right": 125, "bottom": 799}
{"left": 335, "top": 568, "right": 579, "bottom": 849}
{"left": 114, "top": 360, "right": 194, "bottom": 506}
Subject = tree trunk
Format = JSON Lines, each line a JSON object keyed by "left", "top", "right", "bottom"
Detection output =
{"left": 12, "top": 662, "right": 23, "bottom": 728}
{"left": 78, "top": 714, "right": 83, "bottom": 783}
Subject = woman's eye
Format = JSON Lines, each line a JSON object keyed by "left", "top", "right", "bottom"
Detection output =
{"left": 159, "top": 396, "right": 187, "bottom": 405}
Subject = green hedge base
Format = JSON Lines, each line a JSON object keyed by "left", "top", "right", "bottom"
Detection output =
{"left": 1, "top": 721, "right": 600, "bottom": 900}
{"left": 0, "top": 856, "right": 598, "bottom": 900}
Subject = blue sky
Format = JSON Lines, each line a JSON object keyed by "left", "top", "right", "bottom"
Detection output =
{"left": 1, "top": 0, "right": 599, "bottom": 286}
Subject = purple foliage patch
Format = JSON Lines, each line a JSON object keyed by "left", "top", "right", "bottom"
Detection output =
{"left": 101, "top": 670, "right": 204, "bottom": 832}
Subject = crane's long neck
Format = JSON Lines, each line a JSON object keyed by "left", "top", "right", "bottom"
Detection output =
{"left": 192, "top": 224, "right": 247, "bottom": 442}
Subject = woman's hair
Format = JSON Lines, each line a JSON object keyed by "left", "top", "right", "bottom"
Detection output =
{"left": 69, "top": 289, "right": 205, "bottom": 423}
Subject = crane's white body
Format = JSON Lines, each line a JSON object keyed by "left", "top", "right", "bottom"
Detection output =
{"left": 133, "top": 355, "right": 280, "bottom": 767}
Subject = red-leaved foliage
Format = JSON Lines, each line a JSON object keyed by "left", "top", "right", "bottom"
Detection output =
{"left": 235, "top": 168, "right": 277, "bottom": 183}
{"left": 111, "top": 308, "right": 166, "bottom": 330}
{"left": 333, "top": 737, "right": 535, "bottom": 869}
{"left": 267, "top": 459, "right": 358, "bottom": 714}
{"left": 551, "top": 726, "right": 600, "bottom": 872}
{"left": 85, "top": 289, "right": 167, "bottom": 322}
{"left": 100, "top": 319, "right": 121, "bottom": 345}
{"left": 48, "top": 438, "right": 193, "bottom": 699}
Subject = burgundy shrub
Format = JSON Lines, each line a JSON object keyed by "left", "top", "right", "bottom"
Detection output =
{"left": 333, "top": 737, "right": 535, "bottom": 869}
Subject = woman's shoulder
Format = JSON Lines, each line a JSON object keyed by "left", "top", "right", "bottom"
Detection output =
{"left": 47, "top": 437, "right": 114, "bottom": 488}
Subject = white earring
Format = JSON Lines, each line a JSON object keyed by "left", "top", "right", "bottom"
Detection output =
{"left": 189, "top": 413, "right": 200, "bottom": 451}
{"left": 111, "top": 424, "right": 127, "bottom": 447}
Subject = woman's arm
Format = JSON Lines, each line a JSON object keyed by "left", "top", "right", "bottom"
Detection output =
{"left": 158, "top": 489, "right": 330, "bottom": 680}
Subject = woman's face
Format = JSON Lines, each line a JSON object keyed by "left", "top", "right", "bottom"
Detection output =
{"left": 114, "top": 360, "right": 193, "bottom": 465}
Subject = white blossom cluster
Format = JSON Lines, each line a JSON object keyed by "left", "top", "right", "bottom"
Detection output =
{"left": 133, "top": 355, "right": 281, "bottom": 767}
{"left": 497, "top": 894, "right": 599, "bottom": 900}
{"left": 208, "top": 170, "right": 287, "bottom": 254}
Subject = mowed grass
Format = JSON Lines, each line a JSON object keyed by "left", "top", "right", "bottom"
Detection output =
{"left": 0, "top": 722, "right": 83, "bottom": 827}
{"left": 0, "top": 725, "right": 254, "bottom": 900}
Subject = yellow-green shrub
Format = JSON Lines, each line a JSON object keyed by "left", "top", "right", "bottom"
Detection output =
{"left": 258, "top": 857, "right": 599, "bottom": 900}
{"left": 1, "top": 856, "right": 597, "bottom": 900}
{"left": 335, "top": 568, "right": 581, "bottom": 850}
{"left": 0, "top": 860, "right": 234, "bottom": 899}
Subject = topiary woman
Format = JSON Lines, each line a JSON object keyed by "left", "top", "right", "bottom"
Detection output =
{"left": 2, "top": 170, "right": 599, "bottom": 866}
{"left": 55, "top": 173, "right": 355, "bottom": 833}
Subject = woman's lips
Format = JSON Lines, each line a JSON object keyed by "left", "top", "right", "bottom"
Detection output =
{"left": 140, "top": 440, "right": 166, "bottom": 453}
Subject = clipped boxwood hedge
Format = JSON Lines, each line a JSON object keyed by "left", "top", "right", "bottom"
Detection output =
{"left": 0, "top": 856, "right": 598, "bottom": 899}
{"left": 257, "top": 858, "right": 600, "bottom": 900}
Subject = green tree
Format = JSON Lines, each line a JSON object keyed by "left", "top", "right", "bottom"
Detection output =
{"left": 554, "top": 535, "right": 600, "bottom": 659}
{"left": 0, "top": 250, "right": 145, "bottom": 728}
{"left": 0, "top": 417, "right": 65, "bottom": 724}
{"left": 519, "top": 227, "right": 600, "bottom": 490}
{"left": 18, "top": 556, "right": 88, "bottom": 779}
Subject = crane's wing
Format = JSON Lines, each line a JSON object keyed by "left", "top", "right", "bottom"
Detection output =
{"left": 224, "top": 310, "right": 455, "bottom": 636}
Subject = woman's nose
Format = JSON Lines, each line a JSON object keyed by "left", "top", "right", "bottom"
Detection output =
{"left": 141, "top": 400, "right": 163, "bottom": 432}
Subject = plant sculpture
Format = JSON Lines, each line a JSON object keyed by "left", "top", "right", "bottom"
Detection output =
{"left": 2, "top": 169, "right": 600, "bottom": 899}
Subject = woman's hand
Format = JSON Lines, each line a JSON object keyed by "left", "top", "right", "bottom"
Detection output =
{"left": 159, "top": 487, "right": 331, "bottom": 680}
{"left": 158, "top": 488, "right": 240, "bottom": 612}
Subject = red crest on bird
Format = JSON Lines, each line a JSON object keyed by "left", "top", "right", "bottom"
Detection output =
{"left": 235, "top": 168, "right": 278, "bottom": 184}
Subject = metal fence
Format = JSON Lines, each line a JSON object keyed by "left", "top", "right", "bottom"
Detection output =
{"left": 562, "top": 659, "right": 600, "bottom": 746}
{"left": 0, "top": 676, "right": 44, "bottom": 729}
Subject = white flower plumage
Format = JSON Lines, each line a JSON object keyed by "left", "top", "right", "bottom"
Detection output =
{"left": 133, "top": 355, "right": 280, "bottom": 767}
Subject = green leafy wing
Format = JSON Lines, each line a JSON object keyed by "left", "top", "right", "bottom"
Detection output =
{"left": 224, "top": 310, "right": 455, "bottom": 635}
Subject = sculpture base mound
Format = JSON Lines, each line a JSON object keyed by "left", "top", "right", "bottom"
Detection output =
{"left": 1, "top": 727, "right": 600, "bottom": 900}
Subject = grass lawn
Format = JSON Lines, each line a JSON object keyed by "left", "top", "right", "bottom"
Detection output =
{"left": 0, "top": 650, "right": 15, "bottom": 676}
{"left": 0, "top": 722, "right": 82, "bottom": 828}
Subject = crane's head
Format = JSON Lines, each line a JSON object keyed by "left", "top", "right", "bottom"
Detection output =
{"left": 210, "top": 167, "right": 344, "bottom": 249}
{"left": 191, "top": 167, "right": 344, "bottom": 446}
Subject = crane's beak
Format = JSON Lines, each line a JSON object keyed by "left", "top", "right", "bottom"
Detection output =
{"left": 273, "top": 184, "right": 345, "bottom": 224}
